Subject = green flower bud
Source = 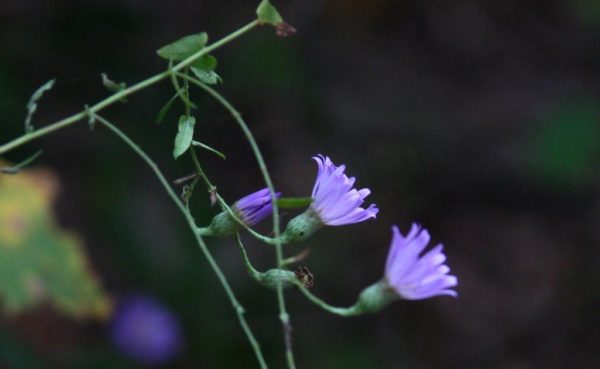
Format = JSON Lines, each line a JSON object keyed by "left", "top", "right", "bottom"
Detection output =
{"left": 352, "top": 280, "right": 398, "bottom": 315}
{"left": 256, "top": 269, "right": 297, "bottom": 290}
{"left": 281, "top": 209, "right": 323, "bottom": 242}
{"left": 203, "top": 211, "right": 238, "bottom": 237}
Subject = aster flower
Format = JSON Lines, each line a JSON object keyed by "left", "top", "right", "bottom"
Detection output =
{"left": 110, "top": 295, "right": 183, "bottom": 365}
{"left": 233, "top": 188, "right": 280, "bottom": 226}
{"left": 200, "top": 188, "right": 281, "bottom": 237}
{"left": 310, "top": 155, "right": 378, "bottom": 225}
{"left": 385, "top": 224, "right": 457, "bottom": 300}
{"left": 282, "top": 155, "right": 378, "bottom": 242}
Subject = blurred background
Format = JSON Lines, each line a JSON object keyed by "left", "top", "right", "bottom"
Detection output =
{"left": 1, "top": 0, "right": 599, "bottom": 368}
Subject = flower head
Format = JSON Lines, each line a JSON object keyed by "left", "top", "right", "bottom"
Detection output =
{"left": 385, "top": 224, "right": 457, "bottom": 300}
{"left": 110, "top": 295, "right": 183, "bottom": 364}
{"left": 233, "top": 188, "right": 281, "bottom": 226}
{"left": 310, "top": 155, "right": 378, "bottom": 226}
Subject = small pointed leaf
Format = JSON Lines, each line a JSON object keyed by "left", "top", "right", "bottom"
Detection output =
{"left": 191, "top": 68, "right": 222, "bottom": 85}
{"left": 192, "top": 140, "right": 226, "bottom": 160}
{"left": 156, "top": 93, "right": 179, "bottom": 124}
{"left": 24, "top": 79, "right": 55, "bottom": 133}
{"left": 0, "top": 151, "right": 43, "bottom": 175}
{"left": 257, "top": 0, "right": 283, "bottom": 25}
{"left": 157, "top": 33, "right": 208, "bottom": 61}
{"left": 173, "top": 115, "right": 196, "bottom": 159}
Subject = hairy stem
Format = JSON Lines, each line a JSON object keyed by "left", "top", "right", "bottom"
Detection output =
{"left": 180, "top": 73, "right": 297, "bottom": 369}
{"left": 0, "top": 20, "right": 259, "bottom": 156}
{"left": 95, "top": 114, "right": 268, "bottom": 369}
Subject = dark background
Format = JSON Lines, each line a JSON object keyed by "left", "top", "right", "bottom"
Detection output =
{"left": 1, "top": 0, "right": 600, "bottom": 368}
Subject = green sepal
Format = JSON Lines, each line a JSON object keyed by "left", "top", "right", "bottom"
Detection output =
{"left": 204, "top": 211, "right": 238, "bottom": 237}
{"left": 281, "top": 209, "right": 322, "bottom": 242}
{"left": 352, "top": 280, "right": 398, "bottom": 315}
{"left": 256, "top": 269, "right": 297, "bottom": 290}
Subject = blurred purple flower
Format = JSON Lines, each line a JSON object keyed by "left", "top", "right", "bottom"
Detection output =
{"left": 234, "top": 188, "right": 281, "bottom": 226}
{"left": 385, "top": 224, "right": 458, "bottom": 300}
{"left": 110, "top": 295, "right": 183, "bottom": 365}
{"left": 310, "top": 155, "right": 378, "bottom": 225}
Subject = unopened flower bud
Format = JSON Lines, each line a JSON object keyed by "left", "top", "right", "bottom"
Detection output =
{"left": 281, "top": 209, "right": 322, "bottom": 242}
{"left": 352, "top": 280, "right": 398, "bottom": 315}
{"left": 256, "top": 269, "right": 297, "bottom": 290}
{"left": 202, "top": 188, "right": 281, "bottom": 237}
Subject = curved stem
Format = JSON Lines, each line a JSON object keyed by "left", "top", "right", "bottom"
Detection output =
{"left": 294, "top": 284, "right": 358, "bottom": 317}
{"left": 94, "top": 114, "right": 268, "bottom": 369}
{"left": 0, "top": 20, "right": 259, "bottom": 156}
{"left": 179, "top": 73, "right": 297, "bottom": 369}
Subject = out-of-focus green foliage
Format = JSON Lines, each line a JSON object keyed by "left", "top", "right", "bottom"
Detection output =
{"left": 527, "top": 100, "right": 600, "bottom": 186}
{"left": 0, "top": 163, "right": 111, "bottom": 319}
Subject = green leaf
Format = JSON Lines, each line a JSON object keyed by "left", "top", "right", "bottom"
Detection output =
{"left": 277, "top": 197, "right": 312, "bottom": 209}
{"left": 157, "top": 33, "right": 208, "bottom": 61}
{"left": 173, "top": 115, "right": 196, "bottom": 159}
{"left": 0, "top": 163, "right": 111, "bottom": 318}
{"left": 192, "top": 140, "right": 226, "bottom": 160}
{"left": 191, "top": 54, "right": 218, "bottom": 71}
{"left": 0, "top": 151, "right": 43, "bottom": 175}
{"left": 257, "top": 0, "right": 283, "bottom": 25}
{"left": 24, "top": 79, "right": 55, "bottom": 133}
{"left": 191, "top": 68, "right": 222, "bottom": 85}
{"left": 156, "top": 93, "right": 179, "bottom": 124}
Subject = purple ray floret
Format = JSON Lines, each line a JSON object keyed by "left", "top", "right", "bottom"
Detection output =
{"left": 385, "top": 224, "right": 458, "bottom": 300}
{"left": 310, "top": 155, "right": 378, "bottom": 226}
{"left": 234, "top": 188, "right": 281, "bottom": 226}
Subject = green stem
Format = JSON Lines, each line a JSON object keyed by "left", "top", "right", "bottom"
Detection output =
{"left": 179, "top": 73, "right": 297, "bottom": 369}
{"left": 294, "top": 284, "right": 358, "bottom": 317}
{"left": 0, "top": 20, "right": 259, "bottom": 156}
{"left": 94, "top": 114, "right": 268, "bottom": 369}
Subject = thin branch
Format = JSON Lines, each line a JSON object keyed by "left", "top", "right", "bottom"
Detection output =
{"left": 181, "top": 73, "right": 297, "bottom": 369}
{"left": 94, "top": 114, "right": 268, "bottom": 369}
{"left": 0, "top": 20, "right": 259, "bottom": 156}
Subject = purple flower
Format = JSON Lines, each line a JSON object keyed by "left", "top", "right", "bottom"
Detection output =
{"left": 310, "top": 155, "right": 378, "bottom": 225}
{"left": 385, "top": 224, "right": 457, "bottom": 300}
{"left": 233, "top": 188, "right": 281, "bottom": 226}
{"left": 110, "top": 295, "right": 183, "bottom": 365}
